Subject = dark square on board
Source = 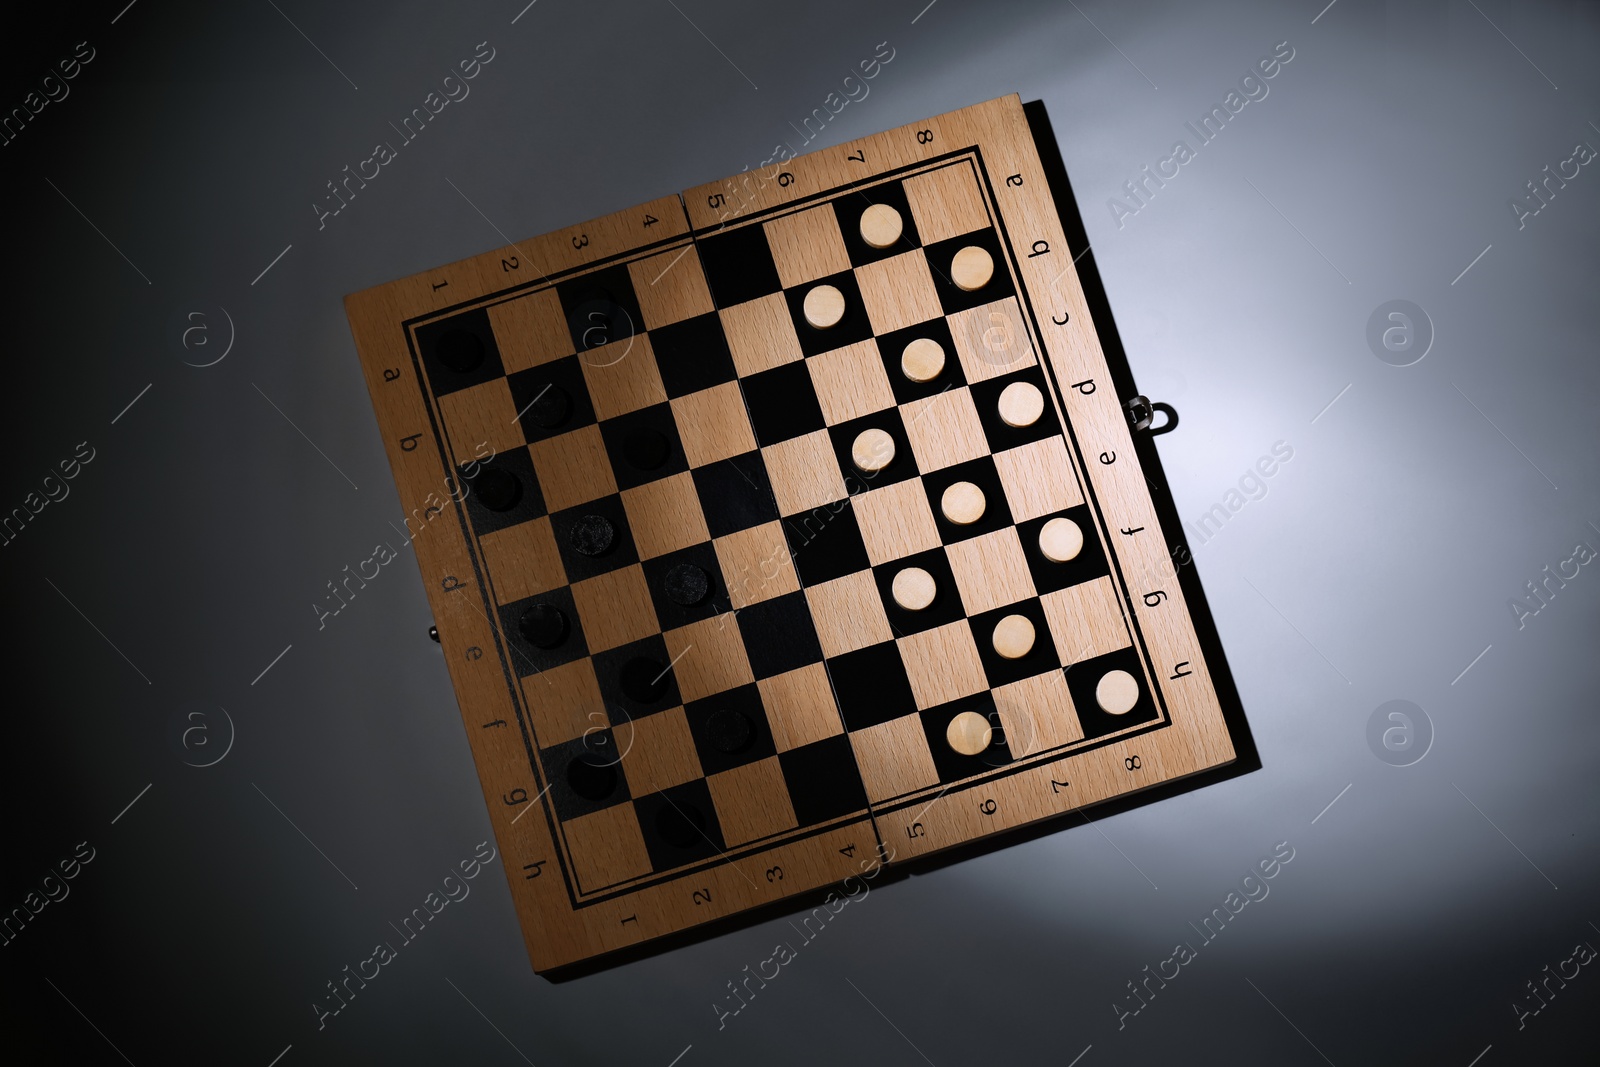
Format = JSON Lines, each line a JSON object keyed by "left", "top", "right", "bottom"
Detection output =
{"left": 598, "top": 403, "right": 690, "bottom": 490}
{"left": 555, "top": 263, "right": 644, "bottom": 354}
{"left": 506, "top": 356, "right": 598, "bottom": 444}
{"left": 539, "top": 731, "right": 632, "bottom": 822}
{"left": 1017, "top": 504, "right": 1109, "bottom": 596}
{"left": 695, "top": 224, "right": 783, "bottom": 308}
{"left": 783, "top": 271, "right": 874, "bottom": 357}
{"left": 593, "top": 634, "right": 682, "bottom": 724}
{"left": 833, "top": 179, "right": 922, "bottom": 268}
{"left": 1065, "top": 646, "right": 1161, "bottom": 740}
{"left": 636, "top": 779, "right": 727, "bottom": 871}
{"left": 415, "top": 307, "right": 506, "bottom": 397}
{"left": 924, "top": 229, "right": 1016, "bottom": 317}
{"left": 782, "top": 501, "right": 870, "bottom": 587}
{"left": 641, "top": 541, "right": 729, "bottom": 630}
{"left": 736, "top": 591, "right": 825, "bottom": 679}
{"left": 872, "top": 547, "right": 965, "bottom": 636}
{"left": 968, "top": 597, "right": 1059, "bottom": 688}
{"left": 827, "top": 641, "right": 917, "bottom": 732}
{"left": 780, "top": 735, "right": 870, "bottom": 826}
{"left": 970, "top": 364, "right": 1061, "bottom": 453}
{"left": 458, "top": 446, "right": 546, "bottom": 536}
{"left": 920, "top": 693, "right": 1013, "bottom": 784}
{"left": 692, "top": 451, "right": 780, "bottom": 537}
{"left": 921, "top": 456, "right": 1014, "bottom": 546}
{"left": 826, "top": 409, "right": 919, "bottom": 493}
{"left": 740, "top": 361, "right": 826, "bottom": 446}
{"left": 651, "top": 313, "right": 738, "bottom": 398}
{"left": 683, "top": 684, "right": 777, "bottom": 776}
{"left": 498, "top": 586, "right": 588, "bottom": 675}
{"left": 875, "top": 317, "right": 965, "bottom": 405}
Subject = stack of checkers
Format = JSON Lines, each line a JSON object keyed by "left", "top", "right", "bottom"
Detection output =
{"left": 412, "top": 158, "right": 1154, "bottom": 892}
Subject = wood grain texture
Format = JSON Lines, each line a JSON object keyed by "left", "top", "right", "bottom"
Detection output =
{"left": 346, "top": 95, "right": 1238, "bottom": 972}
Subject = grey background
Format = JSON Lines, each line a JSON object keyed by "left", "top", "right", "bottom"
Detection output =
{"left": 3, "top": 0, "right": 1597, "bottom": 1063}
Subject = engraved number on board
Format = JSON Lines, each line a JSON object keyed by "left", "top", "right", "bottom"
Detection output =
{"left": 839, "top": 843, "right": 856, "bottom": 858}
{"left": 1050, "top": 778, "right": 1070, "bottom": 793}
{"left": 847, "top": 149, "right": 865, "bottom": 164}
{"left": 916, "top": 129, "right": 933, "bottom": 144}
{"left": 978, "top": 798, "right": 997, "bottom": 815}
{"left": 621, "top": 914, "right": 637, "bottom": 926}
{"left": 708, "top": 192, "right": 726, "bottom": 208}
{"left": 777, "top": 171, "right": 794, "bottom": 187}
{"left": 906, "top": 822, "right": 926, "bottom": 839}
{"left": 692, "top": 888, "right": 712, "bottom": 906}
{"left": 1125, "top": 755, "right": 1142, "bottom": 771}
{"left": 643, "top": 213, "right": 659, "bottom": 227}
{"left": 430, "top": 280, "right": 448, "bottom": 292}
{"left": 501, "top": 256, "right": 519, "bottom": 272}
{"left": 572, "top": 233, "right": 589, "bottom": 249}
{"left": 765, "top": 866, "right": 784, "bottom": 883}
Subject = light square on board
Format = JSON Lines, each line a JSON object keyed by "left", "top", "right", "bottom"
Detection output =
{"left": 434, "top": 379, "right": 527, "bottom": 460}
{"left": 720, "top": 293, "right": 802, "bottom": 376}
{"left": 993, "top": 436, "right": 1082, "bottom": 523}
{"left": 948, "top": 298, "right": 1037, "bottom": 384}
{"left": 764, "top": 205, "right": 852, "bottom": 288}
{"left": 664, "top": 613, "right": 755, "bottom": 702}
{"left": 714, "top": 520, "right": 799, "bottom": 609}
{"left": 901, "top": 387, "right": 988, "bottom": 474}
{"left": 487, "top": 288, "right": 573, "bottom": 373}
{"left": 528, "top": 424, "right": 619, "bottom": 513}
{"left": 758, "top": 662, "right": 844, "bottom": 752}
{"left": 851, "top": 478, "right": 941, "bottom": 566}
{"left": 992, "top": 671, "right": 1082, "bottom": 757}
{"left": 671, "top": 381, "right": 758, "bottom": 468}
{"left": 855, "top": 250, "right": 942, "bottom": 335}
{"left": 850, "top": 714, "right": 940, "bottom": 803}
{"left": 903, "top": 162, "right": 991, "bottom": 245}
{"left": 480, "top": 516, "right": 565, "bottom": 604}
{"left": 620, "top": 472, "right": 711, "bottom": 560}
{"left": 806, "top": 570, "right": 894, "bottom": 658}
{"left": 763, "top": 430, "right": 847, "bottom": 516}
{"left": 570, "top": 565, "right": 660, "bottom": 654}
{"left": 898, "top": 621, "right": 990, "bottom": 710}
{"left": 628, "top": 245, "right": 715, "bottom": 329}
{"left": 946, "top": 527, "right": 1036, "bottom": 614}
{"left": 579, "top": 333, "right": 668, "bottom": 421}
{"left": 1041, "top": 576, "right": 1129, "bottom": 666}
{"left": 521, "top": 658, "right": 605, "bottom": 748}
{"left": 707, "top": 756, "right": 799, "bottom": 846}
{"left": 616, "top": 706, "right": 702, "bottom": 796}
{"left": 806, "top": 340, "right": 895, "bottom": 425}
{"left": 563, "top": 802, "right": 654, "bottom": 892}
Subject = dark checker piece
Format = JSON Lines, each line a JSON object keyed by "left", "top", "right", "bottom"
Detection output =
{"left": 460, "top": 449, "right": 546, "bottom": 535}
{"left": 550, "top": 497, "right": 638, "bottom": 582}
{"left": 593, "top": 635, "right": 681, "bottom": 722}
{"left": 568, "top": 513, "right": 616, "bottom": 557}
{"left": 665, "top": 563, "right": 711, "bottom": 606}
{"left": 624, "top": 428, "right": 671, "bottom": 472}
{"left": 508, "top": 358, "right": 596, "bottom": 443}
{"left": 735, "top": 591, "right": 824, "bottom": 680}
{"left": 540, "top": 730, "right": 630, "bottom": 821}
{"left": 472, "top": 467, "right": 522, "bottom": 512}
{"left": 519, "top": 603, "right": 569, "bottom": 649}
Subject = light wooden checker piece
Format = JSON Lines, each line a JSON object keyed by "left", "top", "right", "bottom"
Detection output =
{"left": 344, "top": 95, "right": 1246, "bottom": 973}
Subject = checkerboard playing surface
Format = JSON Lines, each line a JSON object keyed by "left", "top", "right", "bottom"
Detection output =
{"left": 346, "top": 96, "right": 1243, "bottom": 972}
